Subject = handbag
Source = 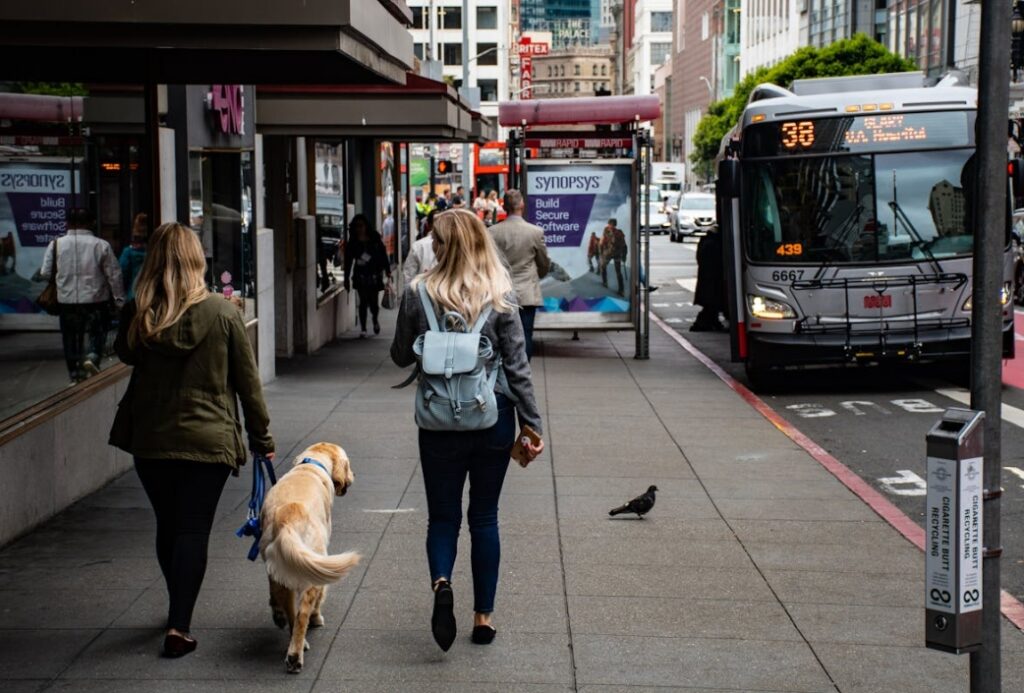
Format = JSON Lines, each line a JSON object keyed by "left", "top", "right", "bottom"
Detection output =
{"left": 381, "top": 278, "right": 396, "bottom": 310}
{"left": 36, "top": 240, "right": 60, "bottom": 315}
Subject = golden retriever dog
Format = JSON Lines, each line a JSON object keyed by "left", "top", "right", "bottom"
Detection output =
{"left": 259, "top": 442, "right": 360, "bottom": 673}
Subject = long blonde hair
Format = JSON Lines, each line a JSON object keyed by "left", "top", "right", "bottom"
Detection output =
{"left": 416, "top": 209, "right": 514, "bottom": 324}
{"left": 129, "top": 222, "right": 210, "bottom": 347}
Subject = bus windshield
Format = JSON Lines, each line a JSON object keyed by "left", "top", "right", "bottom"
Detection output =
{"left": 744, "top": 148, "right": 974, "bottom": 264}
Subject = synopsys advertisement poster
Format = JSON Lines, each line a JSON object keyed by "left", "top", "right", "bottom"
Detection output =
{"left": 526, "top": 160, "right": 633, "bottom": 316}
{"left": 0, "top": 163, "right": 77, "bottom": 314}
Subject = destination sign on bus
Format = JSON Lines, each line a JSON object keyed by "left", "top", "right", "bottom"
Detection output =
{"left": 744, "top": 111, "right": 971, "bottom": 157}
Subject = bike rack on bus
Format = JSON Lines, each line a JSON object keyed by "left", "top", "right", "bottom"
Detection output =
{"left": 790, "top": 273, "right": 969, "bottom": 360}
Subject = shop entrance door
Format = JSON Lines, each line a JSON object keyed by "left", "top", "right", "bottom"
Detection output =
{"left": 190, "top": 150, "right": 255, "bottom": 318}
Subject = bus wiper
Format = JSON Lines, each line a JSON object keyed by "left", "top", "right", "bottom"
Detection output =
{"left": 813, "top": 203, "right": 864, "bottom": 280}
{"left": 889, "top": 169, "right": 943, "bottom": 275}
{"left": 887, "top": 200, "right": 944, "bottom": 275}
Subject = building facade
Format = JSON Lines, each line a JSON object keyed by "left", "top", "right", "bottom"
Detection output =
{"left": 520, "top": 0, "right": 601, "bottom": 50}
{"left": 630, "top": 0, "right": 674, "bottom": 95}
{"left": 739, "top": 0, "right": 801, "bottom": 77}
{"left": 408, "top": 1, "right": 511, "bottom": 115}
{"left": 671, "top": 0, "right": 717, "bottom": 182}
{"left": 532, "top": 47, "right": 616, "bottom": 98}
{"left": 804, "top": 0, "right": 879, "bottom": 48}
{"left": 887, "top": 0, "right": 978, "bottom": 81}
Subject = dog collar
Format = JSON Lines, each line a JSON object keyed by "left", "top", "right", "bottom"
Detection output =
{"left": 299, "top": 457, "right": 331, "bottom": 478}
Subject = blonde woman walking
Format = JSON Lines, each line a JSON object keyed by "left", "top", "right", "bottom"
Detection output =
{"left": 109, "top": 223, "right": 274, "bottom": 658}
{"left": 391, "top": 209, "right": 544, "bottom": 651}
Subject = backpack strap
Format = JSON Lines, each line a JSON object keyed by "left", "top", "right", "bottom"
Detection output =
{"left": 471, "top": 306, "right": 493, "bottom": 333}
{"left": 417, "top": 282, "right": 440, "bottom": 332}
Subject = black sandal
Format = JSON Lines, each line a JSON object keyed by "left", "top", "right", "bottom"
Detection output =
{"left": 431, "top": 581, "right": 456, "bottom": 652}
{"left": 471, "top": 624, "right": 497, "bottom": 645}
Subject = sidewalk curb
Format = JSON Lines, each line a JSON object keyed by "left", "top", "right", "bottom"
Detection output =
{"left": 650, "top": 311, "right": 1024, "bottom": 631}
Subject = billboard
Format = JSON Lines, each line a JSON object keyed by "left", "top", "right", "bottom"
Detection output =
{"left": 0, "top": 162, "right": 78, "bottom": 314}
{"left": 525, "top": 159, "right": 634, "bottom": 326}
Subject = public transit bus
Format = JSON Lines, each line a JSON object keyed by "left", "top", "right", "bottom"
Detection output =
{"left": 473, "top": 141, "right": 538, "bottom": 197}
{"left": 715, "top": 72, "right": 1016, "bottom": 386}
{"left": 474, "top": 141, "right": 511, "bottom": 197}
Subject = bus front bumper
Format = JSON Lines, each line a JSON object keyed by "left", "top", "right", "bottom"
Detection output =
{"left": 745, "top": 321, "right": 1015, "bottom": 367}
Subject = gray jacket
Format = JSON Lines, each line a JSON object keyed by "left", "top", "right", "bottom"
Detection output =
{"left": 40, "top": 229, "right": 126, "bottom": 306}
{"left": 489, "top": 215, "right": 551, "bottom": 307}
{"left": 390, "top": 286, "right": 543, "bottom": 435}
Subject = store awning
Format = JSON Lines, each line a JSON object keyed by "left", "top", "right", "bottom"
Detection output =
{"left": 0, "top": 0, "right": 413, "bottom": 84}
{"left": 255, "top": 73, "right": 494, "bottom": 143}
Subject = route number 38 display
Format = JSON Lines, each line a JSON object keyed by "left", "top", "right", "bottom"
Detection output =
{"left": 780, "top": 121, "right": 815, "bottom": 149}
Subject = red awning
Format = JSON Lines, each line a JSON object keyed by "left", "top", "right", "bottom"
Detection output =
{"left": 498, "top": 95, "right": 661, "bottom": 127}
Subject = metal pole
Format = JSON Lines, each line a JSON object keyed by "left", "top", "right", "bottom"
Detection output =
{"left": 428, "top": 0, "right": 436, "bottom": 61}
{"left": 462, "top": 0, "right": 470, "bottom": 195}
{"left": 643, "top": 130, "right": 651, "bottom": 359}
{"left": 970, "top": 0, "right": 1009, "bottom": 689}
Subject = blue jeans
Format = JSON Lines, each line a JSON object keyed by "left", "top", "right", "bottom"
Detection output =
{"left": 519, "top": 306, "right": 537, "bottom": 361}
{"left": 419, "top": 395, "right": 515, "bottom": 613}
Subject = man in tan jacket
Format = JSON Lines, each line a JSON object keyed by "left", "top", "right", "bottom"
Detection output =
{"left": 489, "top": 189, "right": 550, "bottom": 360}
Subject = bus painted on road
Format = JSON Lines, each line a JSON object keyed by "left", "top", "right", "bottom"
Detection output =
{"left": 715, "top": 72, "right": 1016, "bottom": 386}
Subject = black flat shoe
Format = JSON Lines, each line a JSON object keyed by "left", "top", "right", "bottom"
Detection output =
{"left": 162, "top": 632, "right": 197, "bottom": 658}
{"left": 431, "top": 581, "right": 456, "bottom": 652}
{"left": 471, "top": 624, "right": 497, "bottom": 645}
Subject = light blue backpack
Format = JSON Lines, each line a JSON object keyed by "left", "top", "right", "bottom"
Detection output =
{"left": 411, "top": 283, "right": 501, "bottom": 431}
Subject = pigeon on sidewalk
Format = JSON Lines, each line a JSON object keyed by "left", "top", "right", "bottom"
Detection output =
{"left": 608, "top": 485, "right": 658, "bottom": 518}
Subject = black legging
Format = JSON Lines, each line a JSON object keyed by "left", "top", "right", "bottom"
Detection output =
{"left": 357, "top": 286, "right": 380, "bottom": 331}
{"left": 135, "top": 458, "right": 231, "bottom": 632}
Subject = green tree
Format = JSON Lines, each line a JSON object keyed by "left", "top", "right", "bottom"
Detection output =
{"left": 689, "top": 34, "right": 917, "bottom": 178}
{"left": 14, "top": 82, "right": 89, "bottom": 96}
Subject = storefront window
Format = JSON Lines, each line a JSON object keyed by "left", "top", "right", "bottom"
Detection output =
{"left": 187, "top": 150, "right": 256, "bottom": 321}
{"left": 314, "top": 141, "right": 346, "bottom": 297}
{"left": 0, "top": 83, "right": 149, "bottom": 421}
{"left": 379, "top": 142, "right": 398, "bottom": 268}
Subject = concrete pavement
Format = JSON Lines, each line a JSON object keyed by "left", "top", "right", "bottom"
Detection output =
{"left": 1, "top": 317, "right": 1022, "bottom": 692}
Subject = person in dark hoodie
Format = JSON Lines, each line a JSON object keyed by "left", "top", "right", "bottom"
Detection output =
{"left": 109, "top": 223, "right": 274, "bottom": 659}
{"left": 344, "top": 213, "right": 392, "bottom": 336}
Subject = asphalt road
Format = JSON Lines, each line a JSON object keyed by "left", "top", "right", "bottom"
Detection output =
{"left": 645, "top": 233, "right": 1024, "bottom": 604}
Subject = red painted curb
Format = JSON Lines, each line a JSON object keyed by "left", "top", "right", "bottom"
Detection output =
{"left": 651, "top": 312, "right": 1024, "bottom": 631}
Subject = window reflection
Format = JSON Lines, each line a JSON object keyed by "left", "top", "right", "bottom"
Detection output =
{"left": 0, "top": 83, "right": 148, "bottom": 421}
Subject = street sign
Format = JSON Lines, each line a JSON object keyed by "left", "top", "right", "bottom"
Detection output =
{"left": 518, "top": 36, "right": 548, "bottom": 100}
{"left": 925, "top": 408, "right": 984, "bottom": 654}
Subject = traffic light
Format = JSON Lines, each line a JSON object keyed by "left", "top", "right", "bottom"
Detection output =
{"left": 436, "top": 159, "right": 452, "bottom": 175}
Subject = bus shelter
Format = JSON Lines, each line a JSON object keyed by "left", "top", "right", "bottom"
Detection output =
{"left": 498, "top": 95, "right": 661, "bottom": 358}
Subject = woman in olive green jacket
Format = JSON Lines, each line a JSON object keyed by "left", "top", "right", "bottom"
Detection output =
{"left": 109, "top": 223, "right": 274, "bottom": 658}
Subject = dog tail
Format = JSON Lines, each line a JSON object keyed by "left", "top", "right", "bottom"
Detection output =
{"left": 264, "top": 524, "right": 361, "bottom": 589}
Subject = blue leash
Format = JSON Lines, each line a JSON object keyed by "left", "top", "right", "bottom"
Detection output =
{"left": 236, "top": 453, "right": 278, "bottom": 561}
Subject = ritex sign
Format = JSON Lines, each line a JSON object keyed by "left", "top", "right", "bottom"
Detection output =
{"left": 517, "top": 41, "right": 549, "bottom": 56}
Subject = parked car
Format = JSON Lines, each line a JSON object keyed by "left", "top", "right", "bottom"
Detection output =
{"left": 670, "top": 192, "right": 716, "bottom": 242}
{"left": 640, "top": 185, "right": 672, "bottom": 234}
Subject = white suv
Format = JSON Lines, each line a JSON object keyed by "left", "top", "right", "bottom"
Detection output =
{"left": 670, "top": 192, "right": 716, "bottom": 242}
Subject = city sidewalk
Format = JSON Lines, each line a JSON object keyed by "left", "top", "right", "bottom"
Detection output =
{"left": 1, "top": 318, "right": 1023, "bottom": 692}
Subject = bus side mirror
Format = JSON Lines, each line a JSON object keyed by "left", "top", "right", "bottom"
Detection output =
{"left": 1010, "top": 159, "right": 1024, "bottom": 203}
{"left": 718, "top": 159, "right": 740, "bottom": 198}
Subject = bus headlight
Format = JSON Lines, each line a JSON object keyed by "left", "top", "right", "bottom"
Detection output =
{"left": 962, "top": 282, "right": 1012, "bottom": 310}
{"left": 748, "top": 294, "right": 796, "bottom": 319}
